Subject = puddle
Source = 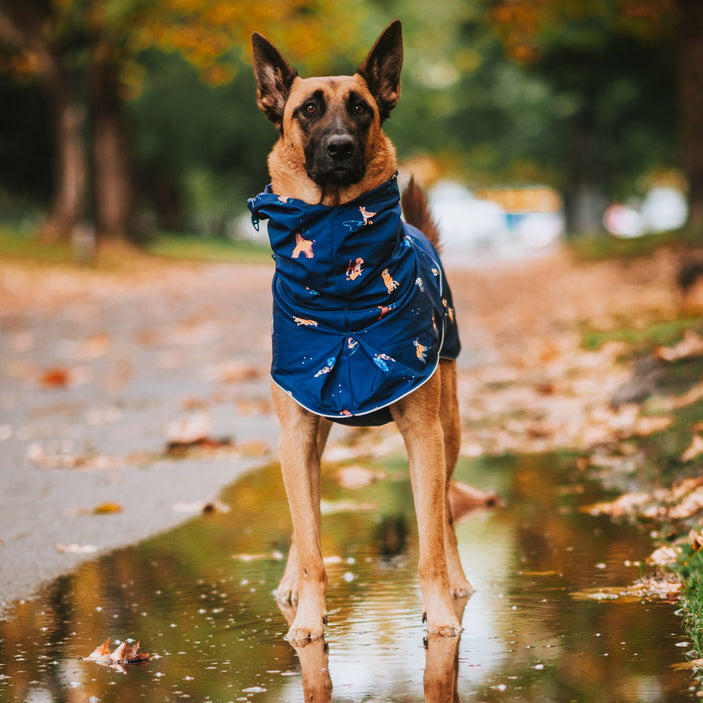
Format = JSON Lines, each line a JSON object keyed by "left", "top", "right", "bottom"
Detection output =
{"left": 0, "top": 452, "right": 696, "bottom": 701}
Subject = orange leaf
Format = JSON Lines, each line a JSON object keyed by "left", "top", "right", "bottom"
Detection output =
{"left": 109, "top": 642, "right": 127, "bottom": 662}
{"left": 39, "top": 368, "right": 70, "bottom": 387}
{"left": 86, "top": 638, "right": 112, "bottom": 662}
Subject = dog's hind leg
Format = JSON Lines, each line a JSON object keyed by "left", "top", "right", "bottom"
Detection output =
{"left": 276, "top": 418, "right": 332, "bottom": 607}
{"left": 391, "top": 373, "right": 462, "bottom": 637}
{"left": 272, "top": 383, "right": 328, "bottom": 643}
{"left": 438, "top": 359, "right": 473, "bottom": 599}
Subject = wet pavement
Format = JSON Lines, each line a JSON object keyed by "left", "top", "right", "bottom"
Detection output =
{"left": 0, "top": 262, "right": 277, "bottom": 612}
{"left": 0, "top": 256, "right": 696, "bottom": 701}
{"left": 0, "top": 451, "right": 694, "bottom": 702}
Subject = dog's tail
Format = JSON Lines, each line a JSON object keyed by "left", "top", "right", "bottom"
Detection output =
{"left": 401, "top": 176, "right": 441, "bottom": 251}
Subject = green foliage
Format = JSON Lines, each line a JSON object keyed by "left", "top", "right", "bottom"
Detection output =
{"left": 128, "top": 49, "right": 272, "bottom": 231}
{"left": 581, "top": 316, "right": 703, "bottom": 352}
{"left": 144, "top": 232, "right": 270, "bottom": 263}
{"left": 0, "top": 0, "right": 686, "bottom": 236}
{"left": 569, "top": 228, "right": 703, "bottom": 261}
{"left": 0, "top": 225, "right": 73, "bottom": 263}
{"left": 676, "top": 546, "right": 703, "bottom": 659}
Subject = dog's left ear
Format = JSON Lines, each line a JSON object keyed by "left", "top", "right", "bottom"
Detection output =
{"left": 251, "top": 32, "right": 299, "bottom": 131}
{"left": 356, "top": 20, "right": 403, "bottom": 122}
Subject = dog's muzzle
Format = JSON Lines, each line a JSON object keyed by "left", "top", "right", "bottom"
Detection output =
{"left": 306, "top": 132, "right": 366, "bottom": 186}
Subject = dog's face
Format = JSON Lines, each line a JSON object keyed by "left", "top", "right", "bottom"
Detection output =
{"left": 288, "top": 74, "right": 375, "bottom": 188}
{"left": 251, "top": 21, "right": 403, "bottom": 205}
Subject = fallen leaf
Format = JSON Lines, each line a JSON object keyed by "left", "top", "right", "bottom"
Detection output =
{"left": 647, "top": 544, "right": 681, "bottom": 566}
{"left": 682, "top": 434, "right": 703, "bottom": 463}
{"left": 57, "top": 543, "right": 98, "bottom": 554}
{"left": 172, "top": 500, "right": 230, "bottom": 514}
{"left": 235, "top": 399, "right": 271, "bottom": 415}
{"left": 660, "top": 382, "right": 703, "bottom": 411}
{"left": 336, "top": 465, "right": 386, "bottom": 490}
{"left": 671, "top": 658, "right": 703, "bottom": 671}
{"left": 581, "top": 492, "right": 651, "bottom": 518}
{"left": 448, "top": 480, "right": 503, "bottom": 521}
{"left": 239, "top": 440, "right": 270, "bottom": 457}
{"left": 85, "top": 637, "right": 151, "bottom": 669}
{"left": 39, "top": 367, "right": 70, "bottom": 388}
{"left": 632, "top": 415, "right": 673, "bottom": 436}
{"left": 690, "top": 530, "right": 703, "bottom": 552}
{"left": 86, "top": 637, "right": 112, "bottom": 662}
{"left": 572, "top": 577, "right": 682, "bottom": 602}
{"left": 92, "top": 501, "right": 123, "bottom": 515}
{"left": 78, "top": 333, "right": 111, "bottom": 360}
{"left": 668, "top": 485, "right": 703, "bottom": 519}
{"left": 218, "top": 361, "right": 262, "bottom": 383}
{"left": 166, "top": 412, "right": 212, "bottom": 446}
{"left": 655, "top": 329, "right": 703, "bottom": 362}
{"left": 109, "top": 642, "right": 127, "bottom": 662}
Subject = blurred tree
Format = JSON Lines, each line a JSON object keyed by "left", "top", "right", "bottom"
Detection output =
{"left": 485, "top": 0, "right": 701, "bottom": 230}
{"left": 0, "top": 0, "right": 90, "bottom": 240}
{"left": 0, "top": 0, "right": 367, "bottom": 242}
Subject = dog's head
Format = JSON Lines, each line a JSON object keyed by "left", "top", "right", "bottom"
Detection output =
{"left": 251, "top": 21, "right": 403, "bottom": 204}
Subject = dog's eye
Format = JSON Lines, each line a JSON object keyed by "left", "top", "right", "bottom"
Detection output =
{"left": 304, "top": 103, "right": 317, "bottom": 114}
{"left": 353, "top": 103, "right": 366, "bottom": 114}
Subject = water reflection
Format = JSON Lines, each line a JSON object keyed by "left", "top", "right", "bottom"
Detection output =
{"left": 0, "top": 453, "right": 694, "bottom": 702}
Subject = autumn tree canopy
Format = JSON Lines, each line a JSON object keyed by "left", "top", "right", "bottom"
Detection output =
{"left": 0, "top": 0, "right": 366, "bottom": 241}
{"left": 485, "top": 0, "right": 703, "bottom": 229}
{"left": 0, "top": 0, "right": 698, "bottom": 239}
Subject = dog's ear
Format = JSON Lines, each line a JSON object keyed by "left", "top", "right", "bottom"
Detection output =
{"left": 356, "top": 20, "right": 403, "bottom": 122}
{"left": 251, "top": 32, "right": 298, "bottom": 131}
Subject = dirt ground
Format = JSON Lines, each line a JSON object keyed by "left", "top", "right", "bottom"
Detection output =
{"left": 0, "top": 244, "right": 687, "bottom": 615}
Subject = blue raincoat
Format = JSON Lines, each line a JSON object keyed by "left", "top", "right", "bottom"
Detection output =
{"left": 247, "top": 174, "right": 460, "bottom": 426}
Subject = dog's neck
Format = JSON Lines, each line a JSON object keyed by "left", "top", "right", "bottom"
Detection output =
{"left": 267, "top": 134, "right": 398, "bottom": 207}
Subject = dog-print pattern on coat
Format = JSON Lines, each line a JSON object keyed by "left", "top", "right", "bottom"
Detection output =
{"left": 248, "top": 174, "right": 460, "bottom": 425}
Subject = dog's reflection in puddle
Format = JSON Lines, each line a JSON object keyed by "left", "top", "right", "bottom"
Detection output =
{"left": 279, "top": 597, "right": 469, "bottom": 702}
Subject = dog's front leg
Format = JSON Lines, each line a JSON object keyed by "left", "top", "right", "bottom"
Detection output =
{"left": 276, "top": 418, "right": 333, "bottom": 608}
{"left": 273, "top": 383, "right": 328, "bottom": 643}
{"left": 391, "top": 374, "right": 462, "bottom": 637}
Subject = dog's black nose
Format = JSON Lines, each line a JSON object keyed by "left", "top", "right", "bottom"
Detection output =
{"left": 326, "top": 135, "right": 354, "bottom": 160}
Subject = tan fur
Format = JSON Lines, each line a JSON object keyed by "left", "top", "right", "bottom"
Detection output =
{"left": 268, "top": 75, "right": 397, "bottom": 206}
{"left": 253, "top": 21, "right": 471, "bottom": 645}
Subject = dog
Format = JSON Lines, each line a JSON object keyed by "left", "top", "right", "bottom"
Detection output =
{"left": 249, "top": 19, "right": 471, "bottom": 644}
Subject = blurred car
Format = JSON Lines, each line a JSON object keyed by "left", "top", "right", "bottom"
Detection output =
{"left": 429, "top": 181, "right": 509, "bottom": 253}
{"left": 640, "top": 186, "right": 688, "bottom": 233}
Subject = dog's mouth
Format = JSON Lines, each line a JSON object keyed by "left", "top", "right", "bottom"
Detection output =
{"left": 305, "top": 138, "right": 366, "bottom": 187}
{"left": 324, "top": 163, "right": 365, "bottom": 185}
{"left": 307, "top": 159, "right": 366, "bottom": 187}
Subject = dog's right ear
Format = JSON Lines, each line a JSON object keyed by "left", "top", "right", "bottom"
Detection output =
{"left": 251, "top": 32, "right": 298, "bottom": 131}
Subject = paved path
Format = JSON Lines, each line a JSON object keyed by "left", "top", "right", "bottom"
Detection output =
{"left": 0, "top": 261, "right": 279, "bottom": 614}
{"left": 0, "top": 244, "right": 680, "bottom": 615}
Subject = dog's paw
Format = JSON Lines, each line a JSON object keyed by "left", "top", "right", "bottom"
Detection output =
{"left": 423, "top": 610, "right": 462, "bottom": 638}
{"left": 286, "top": 621, "right": 326, "bottom": 645}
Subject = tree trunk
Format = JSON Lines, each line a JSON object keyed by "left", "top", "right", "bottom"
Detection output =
{"left": 677, "top": 0, "right": 703, "bottom": 228}
{"left": 563, "top": 110, "right": 604, "bottom": 235}
{"left": 41, "top": 63, "right": 88, "bottom": 241}
{"left": 90, "top": 52, "right": 133, "bottom": 239}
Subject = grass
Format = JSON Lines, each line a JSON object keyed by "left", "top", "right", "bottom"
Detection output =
{"left": 0, "top": 224, "right": 271, "bottom": 267}
{"left": 581, "top": 316, "right": 703, "bottom": 352}
{"left": 143, "top": 232, "right": 270, "bottom": 263}
{"left": 676, "top": 547, "right": 703, "bottom": 673}
{"left": 569, "top": 225, "right": 703, "bottom": 261}
{"left": 0, "top": 224, "right": 74, "bottom": 263}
